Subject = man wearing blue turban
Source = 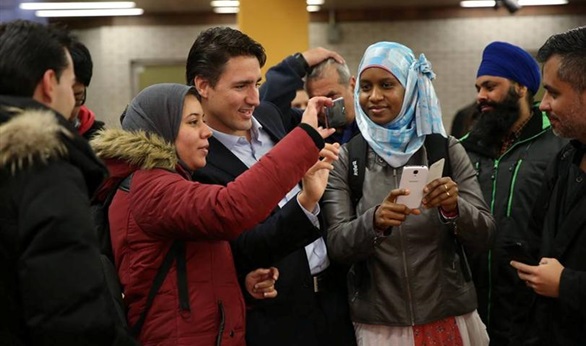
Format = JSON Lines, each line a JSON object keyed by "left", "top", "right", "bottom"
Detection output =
{"left": 461, "top": 41, "right": 568, "bottom": 345}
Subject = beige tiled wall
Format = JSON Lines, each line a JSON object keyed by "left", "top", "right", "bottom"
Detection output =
{"left": 78, "top": 25, "right": 233, "bottom": 127}
{"left": 77, "top": 15, "right": 585, "bottom": 132}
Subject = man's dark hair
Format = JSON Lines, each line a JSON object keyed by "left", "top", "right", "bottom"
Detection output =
{"left": 0, "top": 20, "right": 73, "bottom": 97}
{"left": 70, "top": 39, "right": 93, "bottom": 87}
{"left": 537, "top": 26, "right": 586, "bottom": 92}
{"left": 185, "top": 27, "right": 266, "bottom": 87}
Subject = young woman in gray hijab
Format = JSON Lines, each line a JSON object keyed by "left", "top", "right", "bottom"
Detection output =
{"left": 91, "top": 83, "right": 338, "bottom": 345}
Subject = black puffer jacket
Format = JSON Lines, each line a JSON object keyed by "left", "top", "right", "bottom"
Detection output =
{"left": 0, "top": 96, "right": 135, "bottom": 345}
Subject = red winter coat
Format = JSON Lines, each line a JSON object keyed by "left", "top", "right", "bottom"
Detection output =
{"left": 91, "top": 125, "right": 323, "bottom": 346}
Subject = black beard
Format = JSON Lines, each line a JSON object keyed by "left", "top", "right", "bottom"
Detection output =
{"left": 469, "top": 89, "right": 522, "bottom": 153}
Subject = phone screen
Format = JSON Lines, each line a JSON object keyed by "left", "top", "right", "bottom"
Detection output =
{"left": 503, "top": 241, "right": 538, "bottom": 265}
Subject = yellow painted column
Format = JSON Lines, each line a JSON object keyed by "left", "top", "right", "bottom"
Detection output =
{"left": 238, "top": 0, "right": 308, "bottom": 77}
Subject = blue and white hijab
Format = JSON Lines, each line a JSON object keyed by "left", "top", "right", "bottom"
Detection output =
{"left": 354, "top": 42, "right": 446, "bottom": 168}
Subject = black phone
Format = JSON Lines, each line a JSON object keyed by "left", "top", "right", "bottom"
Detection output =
{"left": 503, "top": 241, "right": 538, "bottom": 265}
{"left": 324, "top": 97, "right": 346, "bottom": 128}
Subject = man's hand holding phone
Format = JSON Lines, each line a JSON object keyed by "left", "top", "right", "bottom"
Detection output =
{"left": 511, "top": 257, "right": 564, "bottom": 298}
{"left": 323, "top": 97, "right": 346, "bottom": 128}
{"left": 301, "top": 96, "right": 336, "bottom": 139}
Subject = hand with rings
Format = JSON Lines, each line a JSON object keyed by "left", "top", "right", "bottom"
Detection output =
{"left": 421, "top": 177, "right": 459, "bottom": 212}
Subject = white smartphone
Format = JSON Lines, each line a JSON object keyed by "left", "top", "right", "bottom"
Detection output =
{"left": 396, "top": 165, "right": 429, "bottom": 209}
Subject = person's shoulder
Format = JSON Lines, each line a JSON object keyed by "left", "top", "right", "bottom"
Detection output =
{"left": 253, "top": 101, "right": 288, "bottom": 135}
{"left": 0, "top": 108, "right": 73, "bottom": 174}
{"left": 83, "top": 119, "right": 106, "bottom": 140}
{"left": 253, "top": 101, "right": 281, "bottom": 119}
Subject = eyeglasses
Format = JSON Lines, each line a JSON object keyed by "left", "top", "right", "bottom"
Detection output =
{"left": 74, "top": 88, "right": 87, "bottom": 107}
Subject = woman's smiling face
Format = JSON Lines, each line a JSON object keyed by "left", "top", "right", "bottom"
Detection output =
{"left": 358, "top": 67, "right": 405, "bottom": 126}
{"left": 175, "top": 94, "right": 212, "bottom": 171}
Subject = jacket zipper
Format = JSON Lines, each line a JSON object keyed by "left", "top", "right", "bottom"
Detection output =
{"left": 215, "top": 300, "right": 225, "bottom": 346}
{"left": 395, "top": 168, "right": 416, "bottom": 325}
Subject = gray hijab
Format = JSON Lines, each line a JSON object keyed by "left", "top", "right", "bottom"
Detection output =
{"left": 122, "top": 83, "right": 195, "bottom": 143}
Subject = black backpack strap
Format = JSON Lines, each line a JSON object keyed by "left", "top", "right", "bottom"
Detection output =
{"left": 175, "top": 241, "right": 191, "bottom": 312}
{"left": 93, "top": 174, "right": 135, "bottom": 331}
{"left": 100, "top": 173, "right": 190, "bottom": 337}
{"left": 424, "top": 135, "right": 473, "bottom": 281}
{"left": 347, "top": 133, "right": 368, "bottom": 208}
{"left": 424, "top": 133, "right": 452, "bottom": 178}
{"left": 120, "top": 174, "right": 190, "bottom": 336}
{"left": 130, "top": 240, "right": 190, "bottom": 337}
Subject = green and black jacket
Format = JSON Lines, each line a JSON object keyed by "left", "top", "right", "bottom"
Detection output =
{"left": 460, "top": 107, "right": 567, "bottom": 345}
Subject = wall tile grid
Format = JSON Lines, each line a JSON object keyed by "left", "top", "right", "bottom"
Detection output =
{"left": 78, "top": 15, "right": 585, "bottom": 132}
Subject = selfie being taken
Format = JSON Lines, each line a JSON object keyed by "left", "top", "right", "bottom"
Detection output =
{"left": 1, "top": 1, "right": 582, "bottom": 345}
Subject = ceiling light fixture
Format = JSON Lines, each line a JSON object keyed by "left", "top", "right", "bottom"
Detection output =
{"left": 460, "top": 0, "right": 494, "bottom": 7}
{"left": 210, "top": 1, "right": 239, "bottom": 7}
{"left": 460, "top": 0, "right": 568, "bottom": 7}
{"left": 35, "top": 8, "right": 144, "bottom": 17}
{"left": 518, "top": 0, "right": 567, "bottom": 5}
{"left": 213, "top": 6, "right": 239, "bottom": 13}
{"left": 20, "top": 1, "right": 136, "bottom": 10}
{"left": 210, "top": 0, "right": 320, "bottom": 13}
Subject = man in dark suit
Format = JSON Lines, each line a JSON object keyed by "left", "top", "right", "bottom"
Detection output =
{"left": 186, "top": 27, "right": 356, "bottom": 346}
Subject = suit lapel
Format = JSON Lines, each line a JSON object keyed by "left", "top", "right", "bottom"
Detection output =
{"left": 205, "top": 136, "right": 248, "bottom": 178}
{"left": 253, "top": 102, "right": 286, "bottom": 142}
{"left": 200, "top": 102, "right": 289, "bottom": 181}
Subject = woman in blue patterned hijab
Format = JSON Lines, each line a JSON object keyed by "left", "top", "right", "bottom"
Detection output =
{"left": 324, "top": 41, "right": 493, "bottom": 346}
{"left": 355, "top": 42, "right": 446, "bottom": 167}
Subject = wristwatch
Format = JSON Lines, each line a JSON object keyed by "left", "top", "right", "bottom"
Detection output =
{"left": 293, "top": 52, "right": 311, "bottom": 75}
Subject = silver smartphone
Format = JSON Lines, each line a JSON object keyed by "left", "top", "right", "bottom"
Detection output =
{"left": 396, "top": 165, "right": 429, "bottom": 209}
{"left": 324, "top": 97, "right": 346, "bottom": 128}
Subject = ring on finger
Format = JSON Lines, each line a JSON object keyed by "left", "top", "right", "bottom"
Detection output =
{"left": 446, "top": 191, "right": 450, "bottom": 197}
{"left": 444, "top": 184, "right": 448, "bottom": 191}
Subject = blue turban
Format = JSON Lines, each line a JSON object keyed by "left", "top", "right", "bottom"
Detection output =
{"left": 476, "top": 41, "right": 541, "bottom": 95}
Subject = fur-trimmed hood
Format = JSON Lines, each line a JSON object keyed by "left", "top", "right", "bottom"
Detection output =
{"left": 90, "top": 128, "right": 178, "bottom": 171}
{"left": 0, "top": 107, "right": 73, "bottom": 174}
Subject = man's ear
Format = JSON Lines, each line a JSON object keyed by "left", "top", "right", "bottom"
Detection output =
{"left": 349, "top": 75, "right": 356, "bottom": 91}
{"left": 33, "top": 69, "right": 57, "bottom": 106}
{"left": 194, "top": 76, "right": 210, "bottom": 99}
{"left": 516, "top": 83, "right": 528, "bottom": 99}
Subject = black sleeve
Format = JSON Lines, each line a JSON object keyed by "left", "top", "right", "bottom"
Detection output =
{"left": 17, "top": 161, "right": 135, "bottom": 345}
{"left": 260, "top": 55, "right": 305, "bottom": 130}
{"left": 231, "top": 197, "right": 322, "bottom": 275}
{"left": 298, "top": 123, "right": 325, "bottom": 150}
